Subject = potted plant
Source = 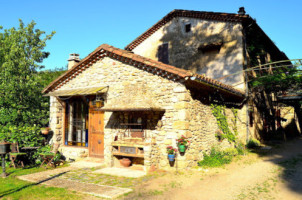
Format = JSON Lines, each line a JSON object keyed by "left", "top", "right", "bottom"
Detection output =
{"left": 166, "top": 146, "right": 177, "bottom": 161}
{"left": 41, "top": 127, "right": 51, "bottom": 135}
{"left": 176, "top": 135, "right": 190, "bottom": 153}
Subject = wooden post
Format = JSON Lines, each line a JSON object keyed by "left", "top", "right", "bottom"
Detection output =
{"left": 294, "top": 103, "right": 302, "bottom": 135}
{"left": 1, "top": 154, "right": 7, "bottom": 178}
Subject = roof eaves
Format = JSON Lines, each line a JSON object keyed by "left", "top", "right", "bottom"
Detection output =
{"left": 192, "top": 74, "right": 245, "bottom": 98}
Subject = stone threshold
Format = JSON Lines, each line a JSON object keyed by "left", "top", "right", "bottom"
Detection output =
{"left": 93, "top": 167, "right": 147, "bottom": 178}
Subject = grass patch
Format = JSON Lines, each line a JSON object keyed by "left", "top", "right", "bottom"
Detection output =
{"left": 236, "top": 178, "right": 277, "bottom": 200}
{"left": 278, "top": 154, "right": 302, "bottom": 178}
{"left": 0, "top": 167, "right": 86, "bottom": 200}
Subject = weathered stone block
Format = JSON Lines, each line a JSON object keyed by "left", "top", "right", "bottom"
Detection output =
{"left": 186, "top": 154, "right": 194, "bottom": 160}
{"left": 159, "top": 131, "right": 166, "bottom": 136}
{"left": 56, "top": 124, "right": 62, "bottom": 129}
{"left": 185, "top": 131, "right": 193, "bottom": 138}
{"left": 171, "top": 97, "right": 178, "bottom": 102}
{"left": 160, "top": 159, "right": 168, "bottom": 167}
{"left": 177, "top": 93, "right": 190, "bottom": 101}
{"left": 165, "top": 112, "right": 174, "bottom": 118}
{"left": 144, "top": 146, "right": 151, "bottom": 152}
{"left": 173, "top": 86, "right": 186, "bottom": 93}
{"left": 174, "top": 102, "right": 188, "bottom": 110}
{"left": 173, "top": 121, "right": 189, "bottom": 130}
{"left": 164, "top": 139, "right": 172, "bottom": 145}
{"left": 177, "top": 110, "right": 190, "bottom": 120}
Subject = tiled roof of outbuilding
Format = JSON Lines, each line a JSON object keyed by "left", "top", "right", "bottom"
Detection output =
{"left": 42, "top": 44, "right": 245, "bottom": 98}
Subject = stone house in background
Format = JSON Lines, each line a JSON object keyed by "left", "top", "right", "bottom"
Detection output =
{"left": 42, "top": 8, "right": 290, "bottom": 170}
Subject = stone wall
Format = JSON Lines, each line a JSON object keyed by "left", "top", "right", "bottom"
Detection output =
{"left": 48, "top": 56, "right": 247, "bottom": 170}
{"left": 225, "top": 105, "right": 249, "bottom": 143}
{"left": 132, "top": 17, "right": 245, "bottom": 91}
{"left": 49, "top": 96, "right": 64, "bottom": 146}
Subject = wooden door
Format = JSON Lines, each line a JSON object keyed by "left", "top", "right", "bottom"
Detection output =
{"left": 88, "top": 106, "right": 104, "bottom": 158}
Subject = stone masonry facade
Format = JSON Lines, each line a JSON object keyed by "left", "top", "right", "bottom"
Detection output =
{"left": 49, "top": 56, "right": 247, "bottom": 170}
{"left": 132, "top": 17, "right": 245, "bottom": 91}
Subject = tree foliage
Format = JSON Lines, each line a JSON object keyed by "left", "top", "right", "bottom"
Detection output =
{"left": 249, "top": 62, "right": 302, "bottom": 93}
{"left": 0, "top": 19, "right": 56, "bottom": 126}
{"left": 0, "top": 20, "right": 67, "bottom": 147}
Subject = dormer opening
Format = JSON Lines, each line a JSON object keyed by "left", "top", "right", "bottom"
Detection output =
{"left": 198, "top": 42, "right": 223, "bottom": 54}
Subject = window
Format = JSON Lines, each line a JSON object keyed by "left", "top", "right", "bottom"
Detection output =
{"left": 65, "top": 98, "right": 89, "bottom": 147}
{"left": 157, "top": 43, "right": 169, "bottom": 64}
{"left": 185, "top": 23, "right": 191, "bottom": 33}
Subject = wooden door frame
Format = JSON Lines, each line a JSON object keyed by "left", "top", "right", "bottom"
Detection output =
{"left": 88, "top": 103, "right": 105, "bottom": 158}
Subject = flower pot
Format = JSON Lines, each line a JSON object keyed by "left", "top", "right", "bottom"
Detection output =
{"left": 41, "top": 128, "right": 50, "bottom": 135}
{"left": 41, "top": 130, "right": 49, "bottom": 135}
{"left": 178, "top": 144, "right": 186, "bottom": 153}
{"left": 120, "top": 158, "right": 131, "bottom": 167}
{"left": 168, "top": 154, "right": 175, "bottom": 162}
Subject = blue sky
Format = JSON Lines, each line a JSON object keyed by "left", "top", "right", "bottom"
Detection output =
{"left": 1, "top": 0, "right": 301, "bottom": 70}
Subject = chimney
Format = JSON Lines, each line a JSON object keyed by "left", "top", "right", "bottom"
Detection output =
{"left": 67, "top": 53, "right": 80, "bottom": 70}
{"left": 238, "top": 7, "right": 246, "bottom": 15}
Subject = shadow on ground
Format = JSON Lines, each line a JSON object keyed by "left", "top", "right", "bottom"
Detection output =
{"left": 0, "top": 171, "right": 69, "bottom": 198}
{"left": 253, "top": 137, "right": 302, "bottom": 196}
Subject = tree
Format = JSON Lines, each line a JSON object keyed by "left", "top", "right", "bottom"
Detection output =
{"left": 249, "top": 60, "right": 302, "bottom": 137}
{"left": 0, "top": 19, "right": 55, "bottom": 126}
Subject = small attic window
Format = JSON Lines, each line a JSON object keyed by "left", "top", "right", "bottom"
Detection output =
{"left": 198, "top": 42, "right": 223, "bottom": 54}
{"left": 185, "top": 23, "right": 191, "bottom": 33}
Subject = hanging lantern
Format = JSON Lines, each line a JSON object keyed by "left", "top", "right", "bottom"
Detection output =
{"left": 95, "top": 93, "right": 104, "bottom": 107}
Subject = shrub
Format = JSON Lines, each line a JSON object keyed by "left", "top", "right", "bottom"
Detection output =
{"left": 0, "top": 125, "right": 44, "bottom": 148}
{"left": 198, "top": 147, "right": 235, "bottom": 168}
{"left": 246, "top": 138, "right": 260, "bottom": 149}
{"left": 223, "top": 148, "right": 238, "bottom": 157}
{"left": 235, "top": 141, "right": 248, "bottom": 155}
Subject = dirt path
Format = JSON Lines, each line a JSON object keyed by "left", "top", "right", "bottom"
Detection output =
{"left": 128, "top": 138, "right": 302, "bottom": 200}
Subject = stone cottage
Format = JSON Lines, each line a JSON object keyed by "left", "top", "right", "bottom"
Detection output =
{"left": 43, "top": 8, "right": 290, "bottom": 170}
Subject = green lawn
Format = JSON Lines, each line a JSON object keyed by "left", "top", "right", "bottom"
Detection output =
{"left": 0, "top": 167, "right": 86, "bottom": 200}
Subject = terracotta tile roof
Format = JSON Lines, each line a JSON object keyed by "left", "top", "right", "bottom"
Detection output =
{"left": 125, "top": 9, "right": 251, "bottom": 51}
{"left": 192, "top": 74, "right": 244, "bottom": 96}
{"left": 42, "top": 44, "right": 245, "bottom": 98}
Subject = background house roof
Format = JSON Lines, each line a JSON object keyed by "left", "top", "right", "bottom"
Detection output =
{"left": 125, "top": 9, "right": 250, "bottom": 51}
{"left": 124, "top": 9, "right": 288, "bottom": 61}
{"left": 42, "top": 44, "right": 245, "bottom": 99}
